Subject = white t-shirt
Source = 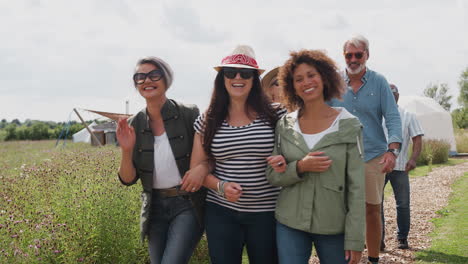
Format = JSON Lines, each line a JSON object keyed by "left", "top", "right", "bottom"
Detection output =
{"left": 292, "top": 108, "right": 344, "bottom": 149}
{"left": 152, "top": 132, "right": 181, "bottom": 189}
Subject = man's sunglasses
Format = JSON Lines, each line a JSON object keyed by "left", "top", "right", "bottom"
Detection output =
{"left": 223, "top": 67, "right": 255, "bottom": 79}
{"left": 344, "top": 52, "right": 364, "bottom": 60}
{"left": 133, "top": 69, "right": 164, "bottom": 84}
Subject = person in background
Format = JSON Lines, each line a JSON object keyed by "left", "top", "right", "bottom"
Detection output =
{"left": 328, "top": 35, "right": 402, "bottom": 264}
{"left": 267, "top": 49, "right": 365, "bottom": 264}
{"left": 117, "top": 57, "right": 206, "bottom": 264}
{"left": 262, "top": 67, "right": 284, "bottom": 103}
{"left": 381, "top": 84, "right": 424, "bottom": 250}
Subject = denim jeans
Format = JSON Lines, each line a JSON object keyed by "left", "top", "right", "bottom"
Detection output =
{"left": 276, "top": 221, "right": 347, "bottom": 264}
{"left": 148, "top": 193, "right": 204, "bottom": 264}
{"left": 205, "top": 202, "right": 278, "bottom": 264}
{"left": 381, "top": 170, "right": 410, "bottom": 240}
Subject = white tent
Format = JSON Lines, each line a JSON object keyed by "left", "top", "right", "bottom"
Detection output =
{"left": 72, "top": 121, "right": 97, "bottom": 143}
{"left": 398, "top": 96, "right": 457, "bottom": 153}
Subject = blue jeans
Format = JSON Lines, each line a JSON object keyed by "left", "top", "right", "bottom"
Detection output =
{"left": 276, "top": 221, "right": 347, "bottom": 264}
{"left": 148, "top": 193, "right": 204, "bottom": 264}
{"left": 381, "top": 170, "right": 410, "bottom": 240}
{"left": 205, "top": 202, "right": 278, "bottom": 264}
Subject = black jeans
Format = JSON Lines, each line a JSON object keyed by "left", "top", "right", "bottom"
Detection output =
{"left": 205, "top": 202, "right": 278, "bottom": 264}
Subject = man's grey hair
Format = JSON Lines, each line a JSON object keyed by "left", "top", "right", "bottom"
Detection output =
{"left": 343, "top": 34, "right": 369, "bottom": 53}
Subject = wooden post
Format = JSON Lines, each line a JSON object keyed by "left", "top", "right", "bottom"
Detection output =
{"left": 73, "top": 108, "right": 102, "bottom": 147}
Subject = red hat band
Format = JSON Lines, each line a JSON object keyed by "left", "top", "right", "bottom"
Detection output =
{"left": 221, "top": 54, "right": 259, "bottom": 69}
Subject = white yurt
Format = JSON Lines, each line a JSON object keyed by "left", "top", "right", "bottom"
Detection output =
{"left": 72, "top": 121, "right": 96, "bottom": 143}
{"left": 398, "top": 96, "right": 457, "bottom": 154}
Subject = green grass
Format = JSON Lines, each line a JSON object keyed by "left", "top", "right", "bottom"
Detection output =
{"left": 0, "top": 140, "right": 210, "bottom": 264}
{"left": 414, "top": 172, "right": 468, "bottom": 263}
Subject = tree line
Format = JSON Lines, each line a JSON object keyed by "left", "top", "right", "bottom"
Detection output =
{"left": 1, "top": 67, "right": 467, "bottom": 141}
{"left": 0, "top": 119, "right": 91, "bottom": 141}
{"left": 423, "top": 66, "right": 468, "bottom": 129}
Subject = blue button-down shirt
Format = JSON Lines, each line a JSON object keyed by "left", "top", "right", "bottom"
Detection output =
{"left": 329, "top": 68, "right": 402, "bottom": 162}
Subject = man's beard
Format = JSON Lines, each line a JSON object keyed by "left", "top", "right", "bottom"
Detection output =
{"left": 346, "top": 63, "right": 366, "bottom": 75}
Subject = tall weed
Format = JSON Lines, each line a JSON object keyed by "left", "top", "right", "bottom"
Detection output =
{"left": 1, "top": 141, "right": 211, "bottom": 263}
{"left": 454, "top": 129, "right": 468, "bottom": 153}
{"left": 416, "top": 139, "right": 450, "bottom": 166}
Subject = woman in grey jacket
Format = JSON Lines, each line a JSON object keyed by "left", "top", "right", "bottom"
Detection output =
{"left": 266, "top": 50, "right": 365, "bottom": 264}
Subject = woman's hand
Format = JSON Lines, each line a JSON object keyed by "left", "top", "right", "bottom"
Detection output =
{"left": 345, "top": 250, "right": 362, "bottom": 264}
{"left": 224, "top": 182, "right": 242, "bottom": 202}
{"left": 181, "top": 163, "right": 209, "bottom": 192}
{"left": 297, "top": 152, "right": 332, "bottom": 173}
{"left": 116, "top": 118, "right": 135, "bottom": 152}
{"left": 266, "top": 155, "right": 287, "bottom": 173}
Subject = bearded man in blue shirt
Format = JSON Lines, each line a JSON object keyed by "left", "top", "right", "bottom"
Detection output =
{"left": 329, "top": 35, "right": 402, "bottom": 264}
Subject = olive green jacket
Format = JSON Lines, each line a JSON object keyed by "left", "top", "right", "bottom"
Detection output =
{"left": 118, "top": 99, "right": 206, "bottom": 241}
{"left": 266, "top": 109, "right": 365, "bottom": 251}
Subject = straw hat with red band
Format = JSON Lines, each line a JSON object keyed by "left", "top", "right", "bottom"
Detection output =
{"left": 214, "top": 45, "right": 265, "bottom": 74}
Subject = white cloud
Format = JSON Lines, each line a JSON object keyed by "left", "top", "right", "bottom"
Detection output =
{"left": 1, "top": 0, "right": 467, "bottom": 121}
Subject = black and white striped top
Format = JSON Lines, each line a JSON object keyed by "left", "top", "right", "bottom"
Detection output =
{"left": 194, "top": 109, "right": 286, "bottom": 212}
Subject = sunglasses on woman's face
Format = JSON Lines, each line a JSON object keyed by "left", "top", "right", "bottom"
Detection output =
{"left": 133, "top": 69, "right": 164, "bottom": 84}
{"left": 344, "top": 52, "right": 364, "bottom": 60}
{"left": 223, "top": 67, "right": 255, "bottom": 79}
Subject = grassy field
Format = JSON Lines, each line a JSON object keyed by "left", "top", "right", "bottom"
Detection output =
{"left": 414, "top": 172, "right": 468, "bottom": 263}
{"left": 1, "top": 140, "right": 465, "bottom": 263}
{"left": 0, "top": 141, "right": 210, "bottom": 264}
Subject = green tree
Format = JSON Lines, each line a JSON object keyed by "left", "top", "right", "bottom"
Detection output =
{"left": 31, "top": 122, "right": 50, "bottom": 140}
{"left": 5, "top": 124, "right": 17, "bottom": 140}
{"left": 458, "top": 66, "right": 468, "bottom": 108}
{"left": 11, "top": 119, "right": 21, "bottom": 126}
{"left": 452, "top": 108, "right": 468, "bottom": 129}
{"left": 424, "top": 82, "right": 453, "bottom": 111}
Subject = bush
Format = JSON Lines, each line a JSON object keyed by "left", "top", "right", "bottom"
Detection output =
{"left": 416, "top": 139, "right": 450, "bottom": 166}
{"left": 454, "top": 129, "right": 468, "bottom": 153}
{"left": 0, "top": 130, "right": 6, "bottom": 141}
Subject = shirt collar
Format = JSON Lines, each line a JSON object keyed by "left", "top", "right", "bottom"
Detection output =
{"left": 344, "top": 67, "right": 369, "bottom": 84}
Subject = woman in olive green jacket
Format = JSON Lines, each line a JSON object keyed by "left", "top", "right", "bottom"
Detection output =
{"left": 266, "top": 50, "right": 365, "bottom": 264}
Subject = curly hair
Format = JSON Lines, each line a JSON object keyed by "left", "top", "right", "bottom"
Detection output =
{"left": 278, "top": 49, "right": 345, "bottom": 113}
{"left": 202, "top": 69, "right": 280, "bottom": 158}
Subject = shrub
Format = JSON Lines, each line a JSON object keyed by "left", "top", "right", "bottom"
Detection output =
{"left": 454, "top": 129, "right": 468, "bottom": 153}
{"left": 416, "top": 139, "right": 450, "bottom": 166}
{"left": 0, "top": 130, "right": 6, "bottom": 141}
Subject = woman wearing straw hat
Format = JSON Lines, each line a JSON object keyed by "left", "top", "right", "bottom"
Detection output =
{"left": 190, "top": 45, "right": 284, "bottom": 264}
{"left": 261, "top": 67, "right": 284, "bottom": 104}
{"left": 117, "top": 57, "right": 206, "bottom": 264}
{"left": 266, "top": 50, "right": 365, "bottom": 264}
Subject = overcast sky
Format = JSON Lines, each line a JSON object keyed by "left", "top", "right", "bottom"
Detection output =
{"left": 1, "top": 0, "right": 467, "bottom": 122}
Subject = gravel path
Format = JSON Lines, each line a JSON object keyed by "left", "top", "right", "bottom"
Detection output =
{"left": 309, "top": 160, "right": 468, "bottom": 263}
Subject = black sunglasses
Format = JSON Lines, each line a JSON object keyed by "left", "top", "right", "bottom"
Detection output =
{"left": 133, "top": 69, "right": 164, "bottom": 84}
{"left": 344, "top": 52, "right": 364, "bottom": 60}
{"left": 223, "top": 67, "right": 255, "bottom": 79}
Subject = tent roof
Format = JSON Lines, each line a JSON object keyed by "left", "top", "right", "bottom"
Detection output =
{"left": 398, "top": 96, "right": 456, "bottom": 152}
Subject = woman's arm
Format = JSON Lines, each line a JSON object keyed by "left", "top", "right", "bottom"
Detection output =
{"left": 117, "top": 118, "right": 137, "bottom": 185}
{"left": 181, "top": 133, "right": 211, "bottom": 192}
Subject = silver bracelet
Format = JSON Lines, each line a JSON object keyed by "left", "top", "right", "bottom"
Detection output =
{"left": 217, "top": 180, "right": 227, "bottom": 197}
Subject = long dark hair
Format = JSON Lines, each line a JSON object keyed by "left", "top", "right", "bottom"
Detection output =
{"left": 202, "top": 68, "right": 279, "bottom": 157}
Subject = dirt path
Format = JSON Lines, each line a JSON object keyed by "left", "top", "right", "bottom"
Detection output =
{"left": 309, "top": 161, "right": 468, "bottom": 263}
